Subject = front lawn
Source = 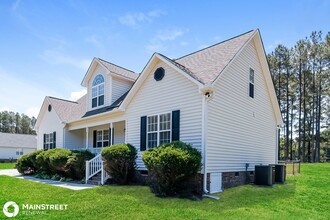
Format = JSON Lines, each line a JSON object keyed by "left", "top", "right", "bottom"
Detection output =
{"left": 0, "top": 163, "right": 15, "bottom": 169}
{"left": 0, "top": 163, "right": 329, "bottom": 219}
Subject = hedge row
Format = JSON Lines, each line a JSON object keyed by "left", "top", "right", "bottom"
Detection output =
{"left": 16, "top": 149, "right": 95, "bottom": 180}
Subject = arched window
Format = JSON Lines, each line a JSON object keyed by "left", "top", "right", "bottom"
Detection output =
{"left": 92, "top": 74, "right": 105, "bottom": 108}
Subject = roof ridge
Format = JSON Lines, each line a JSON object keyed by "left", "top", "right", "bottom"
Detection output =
{"left": 0, "top": 132, "right": 37, "bottom": 137}
{"left": 97, "top": 58, "right": 137, "bottom": 74}
{"left": 175, "top": 29, "right": 255, "bottom": 61}
{"left": 48, "top": 96, "right": 78, "bottom": 104}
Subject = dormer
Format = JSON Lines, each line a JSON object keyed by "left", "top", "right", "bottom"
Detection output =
{"left": 81, "top": 58, "right": 138, "bottom": 113}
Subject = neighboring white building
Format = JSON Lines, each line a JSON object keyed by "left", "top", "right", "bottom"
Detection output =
{"left": 0, "top": 132, "right": 37, "bottom": 160}
{"left": 35, "top": 29, "right": 283, "bottom": 193}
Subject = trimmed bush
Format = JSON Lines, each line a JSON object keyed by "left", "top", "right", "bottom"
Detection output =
{"left": 16, "top": 150, "right": 44, "bottom": 175}
{"left": 35, "top": 150, "right": 53, "bottom": 173}
{"left": 101, "top": 144, "right": 137, "bottom": 185}
{"left": 16, "top": 154, "right": 34, "bottom": 174}
{"left": 142, "top": 141, "right": 202, "bottom": 196}
{"left": 48, "top": 149, "right": 72, "bottom": 175}
{"left": 66, "top": 150, "right": 95, "bottom": 180}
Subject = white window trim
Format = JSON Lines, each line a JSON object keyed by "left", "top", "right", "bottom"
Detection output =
{"left": 92, "top": 74, "right": 105, "bottom": 108}
{"left": 249, "top": 67, "right": 255, "bottom": 98}
{"left": 96, "top": 130, "right": 109, "bottom": 148}
{"left": 45, "top": 133, "right": 54, "bottom": 149}
{"left": 147, "top": 112, "right": 171, "bottom": 149}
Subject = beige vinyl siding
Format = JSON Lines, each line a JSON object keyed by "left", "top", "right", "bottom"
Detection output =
{"left": 207, "top": 40, "right": 277, "bottom": 173}
{"left": 87, "top": 65, "right": 110, "bottom": 112}
{"left": 64, "top": 129, "right": 85, "bottom": 150}
{"left": 37, "top": 106, "right": 64, "bottom": 150}
{"left": 111, "top": 77, "right": 133, "bottom": 103}
{"left": 125, "top": 61, "right": 202, "bottom": 169}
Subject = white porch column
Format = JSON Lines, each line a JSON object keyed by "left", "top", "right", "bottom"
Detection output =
{"left": 110, "top": 122, "right": 113, "bottom": 146}
{"left": 85, "top": 127, "right": 89, "bottom": 149}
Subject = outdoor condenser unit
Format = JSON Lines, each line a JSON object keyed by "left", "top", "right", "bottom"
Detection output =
{"left": 254, "top": 165, "right": 273, "bottom": 186}
{"left": 274, "top": 164, "right": 286, "bottom": 183}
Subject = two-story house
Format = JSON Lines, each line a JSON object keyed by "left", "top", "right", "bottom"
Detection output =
{"left": 35, "top": 29, "right": 283, "bottom": 193}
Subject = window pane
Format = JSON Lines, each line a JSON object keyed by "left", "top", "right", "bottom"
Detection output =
{"left": 98, "top": 84, "right": 104, "bottom": 95}
{"left": 249, "top": 83, "right": 254, "bottom": 98}
{"left": 148, "top": 133, "right": 157, "bottom": 148}
{"left": 97, "top": 142, "right": 102, "bottom": 148}
{"left": 103, "top": 141, "right": 109, "bottom": 147}
{"left": 160, "top": 113, "right": 171, "bottom": 131}
{"left": 92, "top": 98, "right": 97, "bottom": 108}
{"left": 92, "top": 75, "right": 104, "bottom": 86}
{"left": 97, "top": 131, "right": 103, "bottom": 141}
{"left": 98, "top": 95, "right": 104, "bottom": 106}
{"left": 49, "top": 133, "right": 53, "bottom": 142}
{"left": 159, "top": 131, "right": 171, "bottom": 145}
{"left": 148, "top": 115, "right": 158, "bottom": 132}
{"left": 103, "top": 130, "right": 109, "bottom": 141}
{"left": 250, "top": 68, "right": 254, "bottom": 83}
{"left": 92, "top": 87, "right": 97, "bottom": 98}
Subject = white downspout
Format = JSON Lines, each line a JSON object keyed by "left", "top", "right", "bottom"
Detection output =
{"left": 202, "top": 94, "right": 208, "bottom": 194}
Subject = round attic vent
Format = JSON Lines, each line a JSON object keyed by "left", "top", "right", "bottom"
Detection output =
{"left": 154, "top": 67, "right": 165, "bottom": 81}
{"left": 48, "top": 104, "right": 52, "bottom": 112}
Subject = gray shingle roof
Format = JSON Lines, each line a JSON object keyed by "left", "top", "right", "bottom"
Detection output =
{"left": 0, "top": 132, "right": 37, "bottom": 148}
{"left": 175, "top": 30, "right": 255, "bottom": 84}
{"left": 82, "top": 91, "right": 128, "bottom": 118}
{"left": 97, "top": 58, "right": 139, "bottom": 81}
{"left": 48, "top": 95, "right": 86, "bottom": 123}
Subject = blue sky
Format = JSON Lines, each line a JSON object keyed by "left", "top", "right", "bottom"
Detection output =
{"left": 0, "top": 0, "right": 329, "bottom": 118}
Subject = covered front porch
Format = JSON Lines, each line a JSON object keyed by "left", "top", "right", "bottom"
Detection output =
{"left": 64, "top": 120, "right": 126, "bottom": 155}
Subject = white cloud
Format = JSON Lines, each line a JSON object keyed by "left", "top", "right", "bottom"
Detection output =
{"left": 118, "top": 9, "right": 166, "bottom": 29}
{"left": 156, "top": 29, "right": 184, "bottom": 41}
{"left": 70, "top": 89, "right": 87, "bottom": 101}
{"left": 40, "top": 48, "right": 90, "bottom": 70}
{"left": 146, "top": 28, "right": 187, "bottom": 53}
{"left": 180, "top": 41, "right": 188, "bottom": 46}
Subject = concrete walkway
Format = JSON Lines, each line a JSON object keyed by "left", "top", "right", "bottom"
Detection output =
{"left": 0, "top": 169, "right": 96, "bottom": 190}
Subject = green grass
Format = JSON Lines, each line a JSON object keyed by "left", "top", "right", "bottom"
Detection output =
{"left": 0, "top": 163, "right": 329, "bottom": 220}
{"left": 0, "top": 163, "right": 15, "bottom": 169}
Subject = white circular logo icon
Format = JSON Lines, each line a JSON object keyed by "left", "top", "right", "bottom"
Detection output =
{"left": 3, "top": 201, "right": 19, "bottom": 218}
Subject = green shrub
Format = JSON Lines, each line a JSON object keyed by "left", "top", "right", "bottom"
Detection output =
{"left": 142, "top": 141, "right": 202, "bottom": 196}
{"left": 48, "top": 148, "right": 72, "bottom": 175}
{"left": 36, "top": 150, "right": 53, "bottom": 173}
{"left": 66, "top": 150, "right": 95, "bottom": 180}
{"left": 28, "top": 150, "right": 44, "bottom": 170}
{"left": 101, "top": 144, "right": 137, "bottom": 185}
{"left": 16, "top": 153, "right": 34, "bottom": 174}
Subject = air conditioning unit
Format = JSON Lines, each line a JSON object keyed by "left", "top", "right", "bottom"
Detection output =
{"left": 254, "top": 165, "right": 274, "bottom": 186}
{"left": 274, "top": 164, "right": 286, "bottom": 183}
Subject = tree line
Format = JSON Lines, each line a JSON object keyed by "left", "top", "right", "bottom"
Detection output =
{"left": 0, "top": 111, "right": 36, "bottom": 135}
{"left": 268, "top": 31, "right": 330, "bottom": 162}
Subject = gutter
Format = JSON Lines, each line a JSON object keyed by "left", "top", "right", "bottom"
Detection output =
{"left": 201, "top": 94, "right": 208, "bottom": 194}
{"left": 200, "top": 85, "right": 214, "bottom": 194}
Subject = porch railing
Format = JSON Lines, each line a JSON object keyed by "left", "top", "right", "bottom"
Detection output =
{"left": 85, "top": 154, "right": 102, "bottom": 184}
{"left": 85, "top": 154, "right": 110, "bottom": 185}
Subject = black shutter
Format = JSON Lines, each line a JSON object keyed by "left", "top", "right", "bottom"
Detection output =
{"left": 53, "top": 131, "right": 56, "bottom": 148}
{"left": 43, "top": 134, "right": 46, "bottom": 150}
{"left": 140, "top": 116, "right": 147, "bottom": 151}
{"left": 172, "top": 110, "right": 180, "bottom": 141}
{"left": 93, "top": 130, "right": 97, "bottom": 148}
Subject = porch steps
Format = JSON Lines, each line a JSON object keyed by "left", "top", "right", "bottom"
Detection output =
{"left": 87, "top": 172, "right": 102, "bottom": 185}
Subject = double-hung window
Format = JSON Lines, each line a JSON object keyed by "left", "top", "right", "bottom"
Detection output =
{"left": 16, "top": 148, "right": 23, "bottom": 156}
{"left": 96, "top": 130, "right": 109, "bottom": 148}
{"left": 249, "top": 68, "right": 255, "bottom": 98}
{"left": 147, "top": 113, "right": 171, "bottom": 148}
{"left": 92, "top": 74, "right": 105, "bottom": 108}
{"left": 45, "top": 133, "right": 53, "bottom": 149}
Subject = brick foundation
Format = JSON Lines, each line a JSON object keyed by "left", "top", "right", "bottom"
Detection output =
{"left": 222, "top": 171, "right": 254, "bottom": 189}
